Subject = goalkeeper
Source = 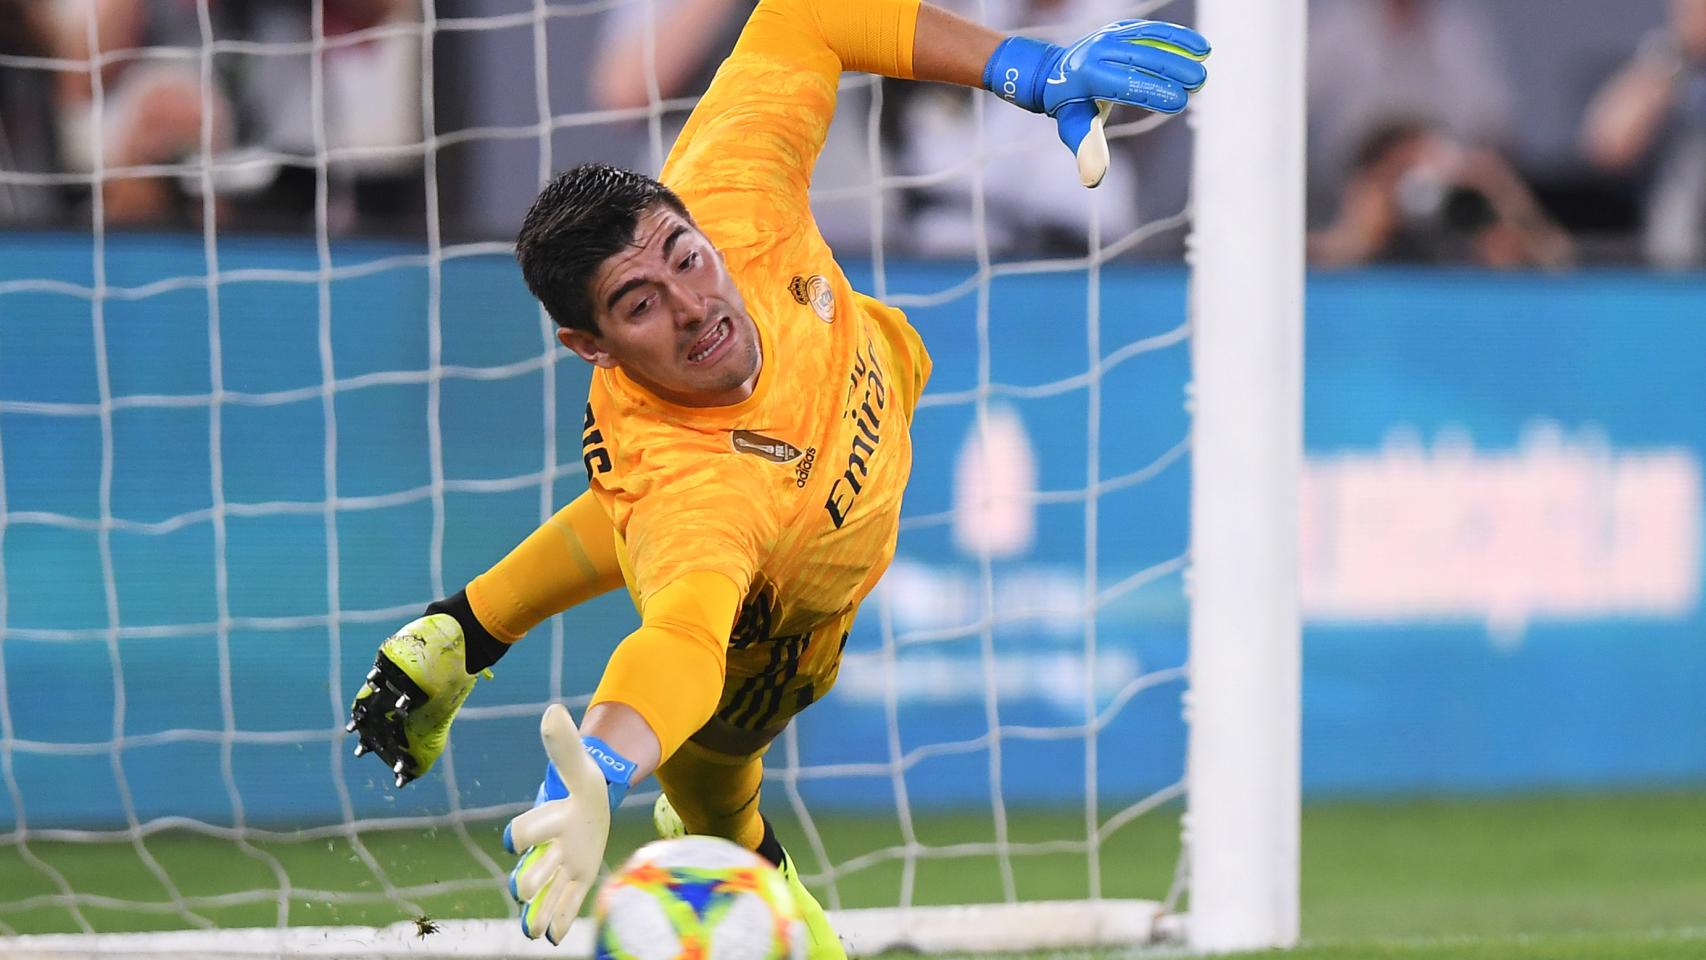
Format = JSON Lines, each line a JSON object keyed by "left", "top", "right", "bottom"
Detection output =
{"left": 347, "top": 0, "right": 1208, "bottom": 952}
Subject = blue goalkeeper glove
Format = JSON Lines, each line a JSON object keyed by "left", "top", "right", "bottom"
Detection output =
{"left": 983, "top": 19, "right": 1210, "bottom": 188}
{"left": 502, "top": 705, "right": 639, "bottom": 945}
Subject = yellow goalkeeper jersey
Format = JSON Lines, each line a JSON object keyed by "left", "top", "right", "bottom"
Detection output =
{"left": 581, "top": 0, "right": 931, "bottom": 733}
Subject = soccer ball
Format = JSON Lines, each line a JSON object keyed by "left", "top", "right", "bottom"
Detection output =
{"left": 595, "top": 836, "right": 806, "bottom": 960}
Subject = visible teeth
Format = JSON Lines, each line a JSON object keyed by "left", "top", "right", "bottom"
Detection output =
{"left": 689, "top": 320, "right": 728, "bottom": 362}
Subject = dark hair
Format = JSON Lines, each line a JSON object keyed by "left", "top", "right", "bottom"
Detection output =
{"left": 515, "top": 163, "right": 691, "bottom": 333}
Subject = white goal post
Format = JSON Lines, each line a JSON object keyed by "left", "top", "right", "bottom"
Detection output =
{"left": 1185, "top": 0, "right": 1305, "bottom": 951}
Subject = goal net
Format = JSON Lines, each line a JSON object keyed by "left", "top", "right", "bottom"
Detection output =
{"left": 0, "top": 0, "right": 1298, "bottom": 955}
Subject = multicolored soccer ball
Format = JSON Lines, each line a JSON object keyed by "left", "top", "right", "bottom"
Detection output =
{"left": 594, "top": 836, "right": 806, "bottom": 960}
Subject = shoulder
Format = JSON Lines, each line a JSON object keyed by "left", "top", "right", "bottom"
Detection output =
{"left": 660, "top": 52, "right": 837, "bottom": 194}
{"left": 663, "top": 55, "right": 837, "bottom": 160}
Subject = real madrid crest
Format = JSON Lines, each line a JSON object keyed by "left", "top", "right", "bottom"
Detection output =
{"left": 789, "top": 274, "right": 836, "bottom": 323}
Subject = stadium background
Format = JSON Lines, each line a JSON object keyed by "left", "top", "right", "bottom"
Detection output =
{"left": 2, "top": 0, "right": 1705, "bottom": 953}
{"left": 6, "top": 241, "right": 1705, "bottom": 825}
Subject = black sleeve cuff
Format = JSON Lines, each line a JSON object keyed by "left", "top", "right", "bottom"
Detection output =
{"left": 426, "top": 590, "right": 511, "bottom": 675}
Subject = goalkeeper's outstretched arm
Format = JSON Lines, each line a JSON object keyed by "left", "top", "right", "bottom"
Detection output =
{"left": 505, "top": 568, "right": 743, "bottom": 943}
{"left": 745, "top": 0, "right": 1209, "bottom": 188}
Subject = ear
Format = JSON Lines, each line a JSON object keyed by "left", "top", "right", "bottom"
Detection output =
{"left": 558, "top": 327, "right": 618, "bottom": 369}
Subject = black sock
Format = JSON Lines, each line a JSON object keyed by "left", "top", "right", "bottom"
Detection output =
{"left": 755, "top": 815, "right": 786, "bottom": 868}
{"left": 425, "top": 590, "right": 509, "bottom": 675}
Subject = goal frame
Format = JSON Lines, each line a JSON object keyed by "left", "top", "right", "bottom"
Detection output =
{"left": 1183, "top": 0, "right": 1305, "bottom": 951}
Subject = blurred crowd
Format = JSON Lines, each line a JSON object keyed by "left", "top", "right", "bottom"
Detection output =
{"left": 1309, "top": 0, "right": 1706, "bottom": 270}
{"left": 0, "top": 0, "right": 422, "bottom": 231}
{"left": 2, "top": 0, "right": 1705, "bottom": 269}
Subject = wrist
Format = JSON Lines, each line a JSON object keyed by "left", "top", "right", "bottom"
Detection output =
{"left": 982, "top": 36, "right": 1055, "bottom": 112}
{"left": 580, "top": 735, "right": 638, "bottom": 807}
{"left": 536, "top": 735, "right": 638, "bottom": 810}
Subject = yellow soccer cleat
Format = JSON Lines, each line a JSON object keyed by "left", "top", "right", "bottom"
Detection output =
{"left": 347, "top": 613, "right": 487, "bottom": 787}
{"left": 652, "top": 794, "right": 847, "bottom": 960}
{"left": 776, "top": 847, "right": 847, "bottom": 960}
{"left": 652, "top": 791, "right": 688, "bottom": 839}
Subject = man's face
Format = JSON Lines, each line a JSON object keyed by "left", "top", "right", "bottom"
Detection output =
{"left": 559, "top": 204, "right": 761, "bottom": 407}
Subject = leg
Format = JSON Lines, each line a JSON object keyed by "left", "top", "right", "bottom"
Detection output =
{"left": 653, "top": 737, "right": 766, "bottom": 850}
{"left": 653, "top": 740, "right": 846, "bottom": 960}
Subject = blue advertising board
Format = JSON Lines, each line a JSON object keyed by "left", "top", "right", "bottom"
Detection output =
{"left": 1, "top": 234, "right": 1703, "bottom": 829}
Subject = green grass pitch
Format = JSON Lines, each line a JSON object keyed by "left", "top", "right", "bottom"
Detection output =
{"left": 1, "top": 790, "right": 1702, "bottom": 959}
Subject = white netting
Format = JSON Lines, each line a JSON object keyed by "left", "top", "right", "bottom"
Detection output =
{"left": 0, "top": 0, "right": 1202, "bottom": 950}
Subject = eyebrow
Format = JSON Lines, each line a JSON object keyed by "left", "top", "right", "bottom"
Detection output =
{"left": 604, "top": 277, "right": 650, "bottom": 312}
{"left": 603, "top": 225, "right": 692, "bottom": 313}
{"left": 660, "top": 225, "right": 689, "bottom": 261}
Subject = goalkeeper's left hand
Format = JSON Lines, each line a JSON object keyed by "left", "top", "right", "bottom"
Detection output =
{"left": 503, "top": 704, "right": 638, "bottom": 945}
{"left": 983, "top": 19, "right": 1210, "bottom": 188}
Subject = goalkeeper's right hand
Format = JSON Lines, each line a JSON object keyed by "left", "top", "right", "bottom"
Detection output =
{"left": 347, "top": 613, "right": 487, "bottom": 788}
{"left": 504, "top": 704, "right": 637, "bottom": 945}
